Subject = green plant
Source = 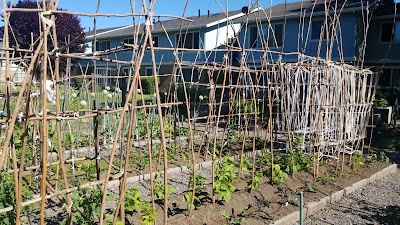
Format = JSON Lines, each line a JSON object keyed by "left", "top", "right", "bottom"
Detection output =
{"left": 240, "top": 155, "right": 252, "bottom": 172}
{"left": 140, "top": 204, "right": 157, "bottom": 225}
{"left": 63, "top": 132, "right": 77, "bottom": 149}
{"left": 154, "top": 180, "right": 176, "bottom": 200}
{"left": 321, "top": 172, "right": 336, "bottom": 184}
{"left": 248, "top": 171, "right": 262, "bottom": 190}
{"left": 271, "top": 164, "right": 288, "bottom": 184}
{"left": 124, "top": 188, "right": 157, "bottom": 225}
{"left": 183, "top": 191, "right": 206, "bottom": 211}
{"left": 61, "top": 185, "right": 103, "bottom": 225}
{"left": 373, "top": 98, "right": 389, "bottom": 108}
{"left": 139, "top": 76, "right": 158, "bottom": 94}
{"left": 221, "top": 208, "right": 246, "bottom": 225}
{"left": 76, "top": 161, "right": 96, "bottom": 180}
{"left": 0, "top": 173, "right": 37, "bottom": 225}
{"left": 125, "top": 188, "right": 144, "bottom": 213}
{"left": 257, "top": 152, "right": 273, "bottom": 176}
{"left": 351, "top": 152, "right": 364, "bottom": 172}
{"left": 379, "top": 151, "right": 390, "bottom": 163}
{"left": 367, "top": 149, "right": 378, "bottom": 164}
{"left": 287, "top": 195, "right": 299, "bottom": 207}
{"left": 215, "top": 156, "right": 237, "bottom": 202}
{"left": 189, "top": 173, "right": 206, "bottom": 192}
{"left": 306, "top": 184, "right": 316, "bottom": 193}
{"left": 341, "top": 171, "right": 350, "bottom": 178}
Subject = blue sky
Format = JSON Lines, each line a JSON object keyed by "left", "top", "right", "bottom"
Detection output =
{"left": 54, "top": 0, "right": 293, "bottom": 31}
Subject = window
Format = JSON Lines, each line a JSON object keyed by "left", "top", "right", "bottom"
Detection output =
{"left": 145, "top": 67, "right": 153, "bottom": 76}
{"left": 311, "top": 20, "right": 326, "bottom": 40}
{"left": 377, "top": 68, "right": 400, "bottom": 87}
{"left": 176, "top": 67, "right": 199, "bottom": 82}
{"left": 95, "top": 40, "right": 111, "bottom": 51}
{"left": 152, "top": 36, "right": 159, "bottom": 47}
{"left": 13, "top": 70, "right": 25, "bottom": 83}
{"left": 176, "top": 32, "right": 199, "bottom": 49}
{"left": 378, "top": 69, "right": 391, "bottom": 87}
{"left": 123, "top": 38, "right": 134, "bottom": 44}
{"left": 249, "top": 24, "right": 283, "bottom": 48}
{"left": 122, "top": 68, "right": 131, "bottom": 76}
{"left": 392, "top": 69, "right": 400, "bottom": 87}
{"left": 381, "top": 22, "right": 400, "bottom": 43}
{"left": 96, "top": 68, "right": 117, "bottom": 87}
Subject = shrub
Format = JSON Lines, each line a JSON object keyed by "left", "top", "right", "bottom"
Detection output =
{"left": 139, "top": 76, "right": 159, "bottom": 94}
{"left": 176, "top": 84, "right": 209, "bottom": 103}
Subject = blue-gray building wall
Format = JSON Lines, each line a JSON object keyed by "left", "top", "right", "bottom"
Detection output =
{"left": 238, "top": 13, "right": 358, "bottom": 65}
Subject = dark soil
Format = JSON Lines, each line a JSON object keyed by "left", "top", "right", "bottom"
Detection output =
{"left": 125, "top": 158, "right": 391, "bottom": 225}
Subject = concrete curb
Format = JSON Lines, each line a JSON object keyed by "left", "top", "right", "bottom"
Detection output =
{"left": 271, "top": 163, "right": 398, "bottom": 225}
{"left": 107, "top": 150, "right": 262, "bottom": 188}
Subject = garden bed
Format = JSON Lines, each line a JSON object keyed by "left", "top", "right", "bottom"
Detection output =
{"left": 114, "top": 153, "right": 392, "bottom": 225}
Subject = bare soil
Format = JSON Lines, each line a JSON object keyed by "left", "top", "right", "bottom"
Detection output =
{"left": 125, "top": 159, "right": 390, "bottom": 225}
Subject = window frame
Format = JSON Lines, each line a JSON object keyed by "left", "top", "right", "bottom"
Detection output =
{"left": 310, "top": 20, "right": 327, "bottom": 41}
{"left": 152, "top": 35, "right": 159, "bottom": 48}
{"left": 95, "top": 40, "right": 111, "bottom": 51}
{"left": 176, "top": 32, "right": 200, "bottom": 49}
{"left": 123, "top": 38, "right": 134, "bottom": 49}
{"left": 145, "top": 67, "right": 153, "bottom": 76}
{"left": 380, "top": 21, "right": 400, "bottom": 43}
{"left": 249, "top": 23, "right": 284, "bottom": 49}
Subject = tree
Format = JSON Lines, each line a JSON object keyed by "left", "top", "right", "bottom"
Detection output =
{"left": 6, "top": 0, "right": 85, "bottom": 74}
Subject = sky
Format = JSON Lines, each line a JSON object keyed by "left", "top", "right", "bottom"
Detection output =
{"left": 0, "top": 0, "right": 297, "bottom": 31}
{"left": 53, "top": 0, "right": 293, "bottom": 31}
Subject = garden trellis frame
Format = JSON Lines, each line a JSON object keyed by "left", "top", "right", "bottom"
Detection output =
{"left": 0, "top": 0, "right": 378, "bottom": 224}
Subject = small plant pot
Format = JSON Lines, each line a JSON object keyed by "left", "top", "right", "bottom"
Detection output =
{"left": 373, "top": 106, "right": 392, "bottom": 125}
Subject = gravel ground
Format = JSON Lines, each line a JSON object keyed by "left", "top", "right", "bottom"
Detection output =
{"left": 298, "top": 169, "right": 400, "bottom": 225}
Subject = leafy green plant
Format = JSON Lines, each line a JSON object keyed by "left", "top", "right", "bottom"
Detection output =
{"left": 306, "top": 184, "right": 316, "bottom": 193}
{"left": 240, "top": 155, "right": 252, "bottom": 172}
{"left": 221, "top": 208, "right": 246, "bottom": 225}
{"left": 125, "top": 188, "right": 144, "bottom": 213}
{"left": 373, "top": 98, "right": 389, "bottom": 108}
{"left": 287, "top": 195, "right": 299, "bottom": 207}
{"left": 76, "top": 161, "right": 96, "bottom": 180}
{"left": 351, "top": 152, "right": 364, "bottom": 172}
{"left": 124, "top": 188, "right": 157, "bottom": 225}
{"left": 0, "top": 173, "right": 37, "bottom": 225}
{"left": 61, "top": 185, "right": 103, "bottom": 225}
{"left": 341, "top": 171, "right": 350, "bottom": 178}
{"left": 257, "top": 152, "right": 273, "bottom": 176}
{"left": 367, "top": 149, "right": 378, "bottom": 164}
{"left": 183, "top": 192, "right": 206, "bottom": 211}
{"left": 379, "top": 151, "right": 390, "bottom": 163}
{"left": 154, "top": 180, "right": 176, "bottom": 200}
{"left": 321, "top": 172, "right": 336, "bottom": 184}
{"left": 140, "top": 204, "right": 157, "bottom": 225}
{"left": 248, "top": 171, "right": 262, "bottom": 190}
{"left": 271, "top": 164, "right": 288, "bottom": 184}
{"left": 189, "top": 173, "right": 206, "bottom": 192}
{"left": 63, "top": 132, "right": 77, "bottom": 149}
{"left": 215, "top": 156, "right": 237, "bottom": 202}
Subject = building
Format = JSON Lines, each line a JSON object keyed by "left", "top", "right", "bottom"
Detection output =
{"left": 364, "top": 0, "right": 400, "bottom": 88}
{"left": 0, "top": 42, "right": 27, "bottom": 85}
{"left": 236, "top": 0, "right": 399, "bottom": 88}
{"left": 80, "top": 9, "right": 247, "bottom": 91}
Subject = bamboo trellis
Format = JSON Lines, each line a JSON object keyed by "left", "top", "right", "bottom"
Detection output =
{"left": 0, "top": 0, "right": 377, "bottom": 224}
